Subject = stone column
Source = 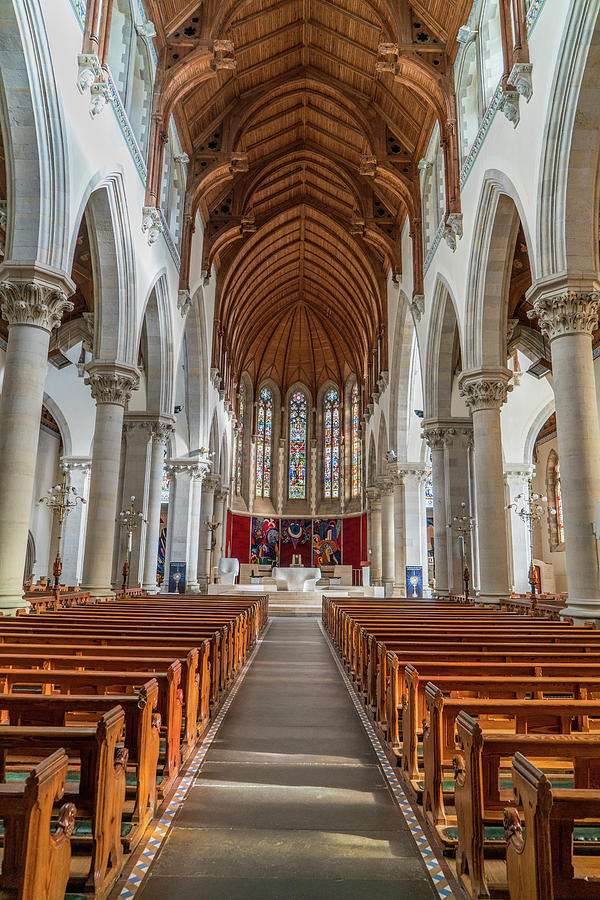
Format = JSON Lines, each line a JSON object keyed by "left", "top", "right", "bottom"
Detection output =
{"left": 198, "top": 474, "right": 220, "bottom": 581}
{"left": 393, "top": 470, "right": 407, "bottom": 589}
{"left": 163, "top": 462, "right": 200, "bottom": 592}
{"left": 400, "top": 466, "right": 429, "bottom": 596}
{"left": 213, "top": 485, "right": 229, "bottom": 571}
{"left": 142, "top": 419, "right": 174, "bottom": 594}
{"left": 378, "top": 477, "right": 396, "bottom": 588}
{"left": 186, "top": 464, "right": 210, "bottom": 591}
{"left": 443, "top": 421, "right": 474, "bottom": 594}
{"left": 422, "top": 422, "right": 450, "bottom": 596}
{"left": 458, "top": 368, "right": 512, "bottom": 605}
{"left": 81, "top": 361, "right": 140, "bottom": 597}
{"left": 529, "top": 287, "right": 600, "bottom": 621}
{"left": 505, "top": 466, "right": 534, "bottom": 594}
{"left": 0, "top": 272, "right": 74, "bottom": 613}
{"left": 60, "top": 458, "right": 91, "bottom": 586}
{"left": 366, "top": 487, "right": 382, "bottom": 585}
{"left": 120, "top": 417, "right": 152, "bottom": 587}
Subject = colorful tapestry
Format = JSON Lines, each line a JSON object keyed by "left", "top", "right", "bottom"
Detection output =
{"left": 250, "top": 517, "right": 280, "bottom": 566}
{"left": 312, "top": 518, "right": 342, "bottom": 566}
{"left": 157, "top": 525, "right": 167, "bottom": 584}
{"left": 280, "top": 519, "right": 312, "bottom": 566}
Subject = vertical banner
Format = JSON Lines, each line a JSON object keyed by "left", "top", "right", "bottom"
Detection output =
{"left": 280, "top": 519, "right": 312, "bottom": 566}
{"left": 406, "top": 565, "right": 423, "bottom": 598}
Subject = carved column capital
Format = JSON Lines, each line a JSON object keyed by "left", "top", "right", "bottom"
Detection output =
{"left": 85, "top": 361, "right": 140, "bottom": 406}
{"left": 528, "top": 289, "right": 600, "bottom": 339}
{"left": 458, "top": 368, "right": 512, "bottom": 412}
{"left": 422, "top": 422, "right": 450, "bottom": 450}
{"left": 366, "top": 486, "right": 382, "bottom": 509}
{"left": 0, "top": 279, "right": 74, "bottom": 332}
{"left": 377, "top": 477, "right": 395, "bottom": 497}
{"left": 150, "top": 419, "right": 176, "bottom": 445}
{"left": 202, "top": 473, "right": 222, "bottom": 494}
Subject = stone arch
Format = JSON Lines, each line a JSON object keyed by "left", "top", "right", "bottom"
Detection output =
{"left": 220, "top": 431, "right": 230, "bottom": 487}
{"left": 208, "top": 410, "right": 220, "bottom": 473}
{"left": 42, "top": 392, "right": 72, "bottom": 459}
{"left": 0, "top": 0, "right": 68, "bottom": 273}
{"left": 74, "top": 174, "right": 137, "bottom": 364}
{"left": 389, "top": 294, "right": 417, "bottom": 459}
{"left": 524, "top": 398, "right": 556, "bottom": 465}
{"left": 536, "top": 0, "right": 600, "bottom": 282}
{"left": 182, "top": 286, "right": 210, "bottom": 450}
{"left": 424, "top": 276, "right": 463, "bottom": 419}
{"left": 376, "top": 414, "right": 389, "bottom": 476}
{"left": 138, "top": 271, "right": 174, "bottom": 415}
{"left": 464, "top": 171, "right": 534, "bottom": 370}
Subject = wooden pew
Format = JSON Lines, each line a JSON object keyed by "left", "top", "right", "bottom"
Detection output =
{"left": 421, "top": 684, "right": 600, "bottom": 826}
{"left": 0, "top": 664, "right": 182, "bottom": 796}
{"left": 454, "top": 712, "right": 600, "bottom": 898}
{"left": 0, "top": 680, "right": 160, "bottom": 850}
{"left": 0, "top": 748, "right": 75, "bottom": 900}
{"left": 505, "top": 753, "right": 600, "bottom": 899}
{"left": 0, "top": 706, "right": 127, "bottom": 898}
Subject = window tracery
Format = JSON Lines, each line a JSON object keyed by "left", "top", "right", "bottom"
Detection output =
{"left": 289, "top": 391, "right": 308, "bottom": 499}
{"left": 255, "top": 387, "right": 273, "bottom": 498}
{"left": 323, "top": 388, "right": 340, "bottom": 499}
{"left": 351, "top": 383, "right": 361, "bottom": 497}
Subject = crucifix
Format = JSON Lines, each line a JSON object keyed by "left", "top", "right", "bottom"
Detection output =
{"left": 205, "top": 516, "right": 221, "bottom": 584}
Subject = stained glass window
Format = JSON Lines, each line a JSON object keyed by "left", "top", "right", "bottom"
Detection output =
{"left": 425, "top": 472, "right": 434, "bottom": 507}
{"left": 255, "top": 387, "right": 273, "bottom": 498}
{"left": 289, "top": 391, "right": 308, "bottom": 499}
{"left": 351, "top": 383, "right": 361, "bottom": 496}
{"left": 555, "top": 461, "right": 565, "bottom": 543}
{"left": 236, "top": 388, "right": 245, "bottom": 495}
{"left": 161, "top": 445, "right": 170, "bottom": 503}
{"left": 324, "top": 388, "right": 340, "bottom": 499}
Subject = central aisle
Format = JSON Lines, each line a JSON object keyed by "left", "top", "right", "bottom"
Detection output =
{"left": 136, "top": 618, "right": 439, "bottom": 899}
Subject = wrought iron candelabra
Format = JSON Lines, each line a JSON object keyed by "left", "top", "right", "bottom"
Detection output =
{"left": 39, "top": 470, "right": 86, "bottom": 587}
{"left": 118, "top": 496, "right": 145, "bottom": 589}
{"left": 506, "top": 480, "right": 548, "bottom": 596}
{"left": 450, "top": 501, "right": 474, "bottom": 602}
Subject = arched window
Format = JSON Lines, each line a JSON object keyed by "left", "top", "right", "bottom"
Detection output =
{"left": 456, "top": 40, "right": 479, "bottom": 162}
{"left": 289, "top": 391, "right": 308, "bottom": 499}
{"left": 351, "top": 383, "right": 361, "bottom": 497}
{"left": 161, "top": 445, "right": 170, "bottom": 502}
{"left": 235, "top": 387, "right": 245, "bottom": 495}
{"left": 255, "top": 387, "right": 273, "bottom": 498}
{"left": 480, "top": 0, "right": 503, "bottom": 107}
{"left": 323, "top": 388, "right": 341, "bottom": 499}
{"left": 546, "top": 449, "right": 565, "bottom": 549}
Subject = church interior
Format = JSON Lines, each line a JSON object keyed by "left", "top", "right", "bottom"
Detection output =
{"left": 0, "top": 0, "right": 600, "bottom": 896}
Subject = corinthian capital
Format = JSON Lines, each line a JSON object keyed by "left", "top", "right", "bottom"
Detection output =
{"left": 421, "top": 422, "right": 448, "bottom": 450}
{"left": 0, "top": 280, "right": 74, "bottom": 332}
{"left": 151, "top": 420, "right": 175, "bottom": 444}
{"left": 458, "top": 368, "right": 512, "bottom": 412}
{"left": 202, "top": 473, "right": 222, "bottom": 494}
{"left": 528, "top": 290, "right": 600, "bottom": 339}
{"left": 85, "top": 361, "right": 140, "bottom": 406}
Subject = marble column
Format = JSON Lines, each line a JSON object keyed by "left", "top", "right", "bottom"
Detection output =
{"left": 81, "top": 361, "right": 140, "bottom": 597}
{"left": 505, "top": 465, "right": 534, "bottom": 594}
{"left": 119, "top": 417, "right": 152, "bottom": 587}
{"left": 379, "top": 477, "right": 396, "bottom": 588}
{"left": 142, "top": 419, "right": 174, "bottom": 594}
{"left": 443, "top": 421, "right": 474, "bottom": 594}
{"left": 422, "top": 422, "right": 450, "bottom": 596}
{"left": 458, "top": 368, "right": 512, "bottom": 605}
{"left": 366, "top": 487, "right": 382, "bottom": 585}
{"left": 529, "top": 286, "right": 600, "bottom": 621}
{"left": 213, "top": 485, "right": 229, "bottom": 571}
{"left": 0, "top": 272, "right": 74, "bottom": 613}
{"left": 60, "top": 458, "right": 91, "bottom": 586}
{"left": 198, "top": 474, "right": 221, "bottom": 581}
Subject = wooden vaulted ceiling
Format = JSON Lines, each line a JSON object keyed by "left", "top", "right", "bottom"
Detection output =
{"left": 144, "top": 0, "right": 471, "bottom": 397}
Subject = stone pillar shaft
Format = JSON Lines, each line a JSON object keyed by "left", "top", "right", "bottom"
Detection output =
{"left": 142, "top": 421, "right": 174, "bottom": 593}
{"left": 367, "top": 489, "right": 382, "bottom": 585}
{"left": 444, "top": 423, "right": 473, "bottom": 594}
{"left": 529, "top": 287, "right": 600, "bottom": 620}
{"left": 379, "top": 480, "right": 395, "bottom": 586}
{"left": 459, "top": 369, "right": 512, "bottom": 604}
{"left": 81, "top": 361, "right": 139, "bottom": 597}
{"left": 198, "top": 474, "right": 220, "bottom": 580}
{"left": 423, "top": 423, "right": 449, "bottom": 596}
{"left": 505, "top": 467, "right": 534, "bottom": 594}
{"left": 0, "top": 275, "right": 73, "bottom": 612}
{"left": 61, "top": 459, "right": 91, "bottom": 586}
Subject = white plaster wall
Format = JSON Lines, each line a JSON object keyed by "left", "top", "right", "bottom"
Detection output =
{"left": 29, "top": 427, "right": 61, "bottom": 580}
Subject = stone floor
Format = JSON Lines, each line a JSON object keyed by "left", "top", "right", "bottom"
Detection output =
{"left": 135, "top": 618, "right": 439, "bottom": 899}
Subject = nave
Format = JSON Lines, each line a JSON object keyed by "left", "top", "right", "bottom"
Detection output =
{"left": 130, "top": 617, "right": 440, "bottom": 900}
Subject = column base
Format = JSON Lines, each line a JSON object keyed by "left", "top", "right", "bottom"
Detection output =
{"left": 186, "top": 581, "right": 201, "bottom": 593}
{"left": 0, "top": 595, "right": 30, "bottom": 616}
{"left": 82, "top": 586, "right": 115, "bottom": 600}
{"left": 142, "top": 583, "right": 159, "bottom": 595}
{"left": 561, "top": 598, "right": 600, "bottom": 626}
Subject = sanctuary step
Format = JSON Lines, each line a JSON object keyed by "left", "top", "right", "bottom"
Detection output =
{"left": 207, "top": 584, "right": 385, "bottom": 616}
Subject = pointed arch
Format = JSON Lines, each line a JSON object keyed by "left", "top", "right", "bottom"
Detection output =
{"left": 138, "top": 271, "right": 175, "bottom": 415}
{"left": 424, "top": 275, "right": 463, "bottom": 419}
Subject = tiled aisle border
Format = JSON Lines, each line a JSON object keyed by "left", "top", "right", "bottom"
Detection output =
{"left": 318, "top": 619, "right": 456, "bottom": 900}
{"left": 119, "top": 619, "right": 272, "bottom": 899}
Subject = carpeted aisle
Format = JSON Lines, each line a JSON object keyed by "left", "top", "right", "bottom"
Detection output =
{"left": 135, "top": 617, "right": 439, "bottom": 899}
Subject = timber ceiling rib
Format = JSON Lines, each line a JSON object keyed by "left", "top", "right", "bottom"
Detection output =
{"left": 144, "top": 0, "right": 472, "bottom": 397}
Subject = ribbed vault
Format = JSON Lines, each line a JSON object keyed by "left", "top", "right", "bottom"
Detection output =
{"left": 144, "top": 0, "right": 471, "bottom": 397}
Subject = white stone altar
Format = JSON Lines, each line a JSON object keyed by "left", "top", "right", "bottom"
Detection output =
{"left": 272, "top": 566, "right": 321, "bottom": 592}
